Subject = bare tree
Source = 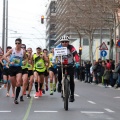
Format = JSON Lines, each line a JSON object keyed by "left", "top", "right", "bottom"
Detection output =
{"left": 55, "top": 0, "right": 120, "bottom": 64}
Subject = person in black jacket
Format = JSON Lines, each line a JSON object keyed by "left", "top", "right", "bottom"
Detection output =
{"left": 96, "top": 58, "right": 102, "bottom": 84}
{"left": 85, "top": 61, "right": 91, "bottom": 83}
{"left": 0, "top": 53, "right": 3, "bottom": 87}
{"left": 80, "top": 64, "right": 85, "bottom": 81}
{"left": 110, "top": 59, "right": 115, "bottom": 87}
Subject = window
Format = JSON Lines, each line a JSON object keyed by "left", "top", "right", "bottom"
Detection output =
{"left": 50, "top": 1, "right": 56, "bottom": 13}
{"left": 50, "top": 24, "right": 56, "bottom": 30}
{"left": 83, "top": 38, "right": 89, "bottom": 46}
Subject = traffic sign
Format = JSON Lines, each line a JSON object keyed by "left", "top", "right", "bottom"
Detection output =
{"left": 99, "top": 42, "right": 108, "bottom": 50}
{"left": 100, "top": 50, "right": 107, "bottom": 57}
{"left": 54, "top": 47, "right": 67, "bottom": 56}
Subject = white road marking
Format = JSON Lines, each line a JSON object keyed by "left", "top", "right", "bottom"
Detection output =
{"left": 81, "top": 111, "right": 104, "bottom": 114}
{"left": 88, "top": 101, "right": 96, "bottom": 104}
{"left": 0, "top": 111, "right": 11, "bottom": 113}
{"left": 106, "top": 118, "right": 114, "bottom": 120}
{"left": 34, "top": 111, "right": 58, "bottom": 113}
{"left": 114, "top": 96, "right": 120, "bottom": 98}
{"left": 74, "top": 94, "right": 79, "bottom": 97}
{"left": 104, "top": 108, "right": 115, "bottom": 113}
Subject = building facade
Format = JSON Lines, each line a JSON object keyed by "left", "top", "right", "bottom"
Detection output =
{"left": 46, "top": 0, "right": 118, "bottom": 62}
{"left": 46, "top": 0, "right": 57, "bottom": 50}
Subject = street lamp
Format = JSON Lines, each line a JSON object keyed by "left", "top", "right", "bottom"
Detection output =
{"left": 2, "top": 0, "right": 6, "bottom": 53}
{"left": 2, "top": 0, "right": 8, "bottom": 54}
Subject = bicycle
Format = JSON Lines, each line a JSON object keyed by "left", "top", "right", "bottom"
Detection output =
{"left": 57, "top": 62, "right": 74, "bottom": 111}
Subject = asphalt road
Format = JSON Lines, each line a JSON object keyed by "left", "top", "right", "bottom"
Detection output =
{"left": 0, "top": 80, "right": 120, "bottom": 120}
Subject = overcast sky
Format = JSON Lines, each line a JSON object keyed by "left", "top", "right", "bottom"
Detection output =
{"left": 0, "top": 0, "right": 48, "bottom": 52}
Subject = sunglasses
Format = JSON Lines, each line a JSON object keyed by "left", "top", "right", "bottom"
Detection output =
{"left": 61, "top": 41, "right": 68, "bottom": 43}
{"left": 15, "top": 42, "right": 21, "bottom": 44}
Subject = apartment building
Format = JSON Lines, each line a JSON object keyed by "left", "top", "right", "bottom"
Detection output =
{"left": 46, "top": 0, "right": 57, "bottom": 50}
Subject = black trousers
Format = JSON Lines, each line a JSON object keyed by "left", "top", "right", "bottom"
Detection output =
{"left": 57, "top": 66, "right": 75, "bottom": 95}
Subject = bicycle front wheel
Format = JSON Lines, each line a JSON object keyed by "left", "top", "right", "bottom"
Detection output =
{"left": 64, "top": 79, "right": 70, "bottom": 111}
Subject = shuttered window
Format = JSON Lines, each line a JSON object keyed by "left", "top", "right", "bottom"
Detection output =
{"left": 83, "top": 38, "right": 89, "bottom": 46}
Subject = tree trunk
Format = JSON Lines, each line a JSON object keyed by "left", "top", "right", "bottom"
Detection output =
{"left": 89, "top": 34, "right": 94, "bottom": 65}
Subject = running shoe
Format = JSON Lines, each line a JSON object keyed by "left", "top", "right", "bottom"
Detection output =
{"left": 14, "top": 100, "right": 19, "bottom": 104}
{"left": 24, "top": 91, "right": 26, "bottom": 95}
{"left": 12, "top": 94, "right": 15, "bottom": 98}
{"left": 53, "top": 84, "right": 56, "bottom": 92}
{"left": 6, "top": 93, "right": 10, "bottom": 97}
{"left": 46, "top": 85, "right": 48, "bottom": 91}
{"left": 39, "top": 90, "right": 42, "bottom": 97}
{"left": 20, "top": 96, "right": 24, "bottom": 102}
{"left": 42, "top": 89, "right": 45, "bottom": 94}
{"left": 27, "top": 94, "right": 31, "bottom": 98}
{"left": 34, "top": 92, "right": 39, "bottom": 98}
{"left": 57, "top": 83, "right": 62, "bottom": 93}
{"left": 69, "top": 95, "right": 75, "bottom": 102}
{"left": 50, "top": 90, "right": 53, "bottom": 95}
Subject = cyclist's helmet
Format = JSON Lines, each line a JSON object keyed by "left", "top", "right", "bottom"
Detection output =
{"left": 60, "top": 35, "right": 69, "bottom": 42}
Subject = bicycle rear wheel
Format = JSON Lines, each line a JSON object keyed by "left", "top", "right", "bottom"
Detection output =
{"left": 64, "top": 79, "right": 70, "bottom": 111}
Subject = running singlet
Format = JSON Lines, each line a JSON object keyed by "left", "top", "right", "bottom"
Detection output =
{"left": 48, "top": 53, "right": 56, "bottom": 68}
{"left": 33, "top": 53, "right": 46, "bottom": 72}
{"left": 9, "top": 48, "right": 24, "bottom": 67}
{"left": 3, "top": 60, "right": 9, "bottom": 69}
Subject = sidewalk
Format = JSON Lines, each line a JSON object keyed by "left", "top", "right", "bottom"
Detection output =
{"left": 75, "top": 78, "right": 120, "bottom": 90}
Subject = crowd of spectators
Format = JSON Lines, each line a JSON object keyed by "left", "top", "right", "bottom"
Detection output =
{"left": 74, "top": 58, "right": 120, "bottom": 88}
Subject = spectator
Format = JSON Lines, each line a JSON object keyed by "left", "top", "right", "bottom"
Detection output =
{"left": 109, "top": 59, "right": 115, "bottom": 87}
{"left": 101, "top": 60, "right": 106, "bottom": 84}
{"left": 85, "top": 61, "right": 91, "bottom": 83}
{"left": 80, "top": 63, "right": 85, "bottom": 81}
{"left": 74, "top": 62, "right": 80, "bottom": 80}
{"left": 103, "top": 65, "right": 110, "bottom": 88}
{"left": 0, "top": 52, "right": 3, "bottom": 87}
{"left": 90, "top": 64, "right": 93, "bottom": 83}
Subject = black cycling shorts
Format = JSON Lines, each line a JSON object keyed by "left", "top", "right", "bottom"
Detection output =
{"left": 22, "top": 68, "right": 28, "bottom": 75}
{"left": 9, "top": 66, "right": 22, "bottom": 76}
{"left": 48, "top": 67, "right": 57, "bottom": 75}
{"left": 34, "top": 70, "right": 45, "bottom": 75}
{"left": 2, "top": 68, "right": 9, "bottom": 76}
{"left": 28, "top": 70, "right": 33, "bottom": 77}
{"left": 44, "top": 69, "right": 49, "bottom": 77}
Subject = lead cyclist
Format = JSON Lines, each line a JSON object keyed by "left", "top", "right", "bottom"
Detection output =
{"left": 56, "top": 35, "right": 80, "bottom": 102}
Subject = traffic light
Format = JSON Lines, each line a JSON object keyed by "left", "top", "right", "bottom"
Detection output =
{"left": 41, "top": 15, "right": 44, "bottom": 24}
{"left": 79, "top": 47, "right": 82, "bottom": 55}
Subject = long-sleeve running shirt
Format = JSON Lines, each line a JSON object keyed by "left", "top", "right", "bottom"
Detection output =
{"left": 56, "top": 44, "right": 80, "bottom": 64}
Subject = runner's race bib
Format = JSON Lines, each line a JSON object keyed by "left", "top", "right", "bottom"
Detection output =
{"left": 36, "top": 62, "right": 43, "bottom": 68}
{"left": 12, "top": 58, "right": 20, "bottom": 64}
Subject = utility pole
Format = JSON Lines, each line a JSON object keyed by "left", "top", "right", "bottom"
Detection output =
{"left": 6, "top": 0, "right": 8, "bottom": 50}
{"left": 2, "top": 0, "right": 6, "bottom": 53}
